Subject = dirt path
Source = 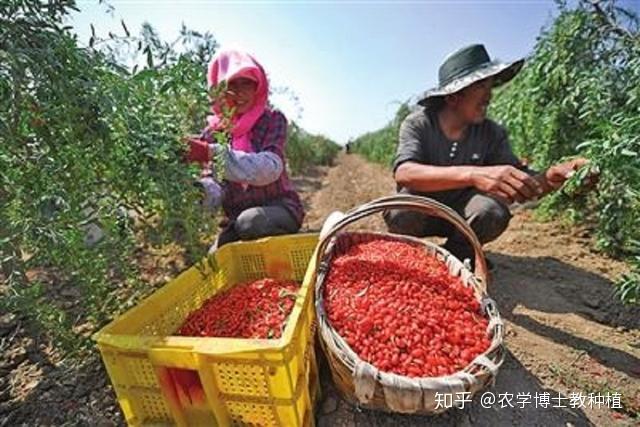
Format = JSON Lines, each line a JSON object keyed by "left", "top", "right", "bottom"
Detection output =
{"left": 2, "top": 153, "right": 638, "bottom": 426}
{"left": 300, "top": 153, "right": 639, "bottom": 427}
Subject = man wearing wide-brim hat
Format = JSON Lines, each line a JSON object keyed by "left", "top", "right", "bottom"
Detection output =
{"left": 384, "top": 44, "right": 592, "bottom": 268}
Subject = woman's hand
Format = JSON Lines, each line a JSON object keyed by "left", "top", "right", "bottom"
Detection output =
{"left": 185, "top": 137, "right": 211, "bottom": 163}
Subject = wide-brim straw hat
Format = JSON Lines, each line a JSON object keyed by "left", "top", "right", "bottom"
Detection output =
{"left": 418, "top": 44, "right": 524, "bottom": 109}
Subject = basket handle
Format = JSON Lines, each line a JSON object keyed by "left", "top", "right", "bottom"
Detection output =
{"left": 315, "top": 194, "right": 488, "bottom": 287}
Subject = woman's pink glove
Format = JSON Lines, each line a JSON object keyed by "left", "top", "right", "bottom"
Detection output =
{"left": 185, "top": 138, "right": 211, "bottom": 163}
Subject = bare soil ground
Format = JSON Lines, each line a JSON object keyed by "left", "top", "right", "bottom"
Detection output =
{"left": 1, "top": 152, "right": 638, "bottom": 426}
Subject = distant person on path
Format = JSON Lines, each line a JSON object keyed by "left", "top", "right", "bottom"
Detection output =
{"left": 185, "top": 50, "right": 304, "bottom": 249}
{"left": 384, "top": 44, "right": 594, "bottom": 268}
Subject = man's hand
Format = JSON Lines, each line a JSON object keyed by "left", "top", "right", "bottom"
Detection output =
{"left": 545, "top": 158, "right": 592, "bottom": 190}
{"left": 471, "top": 165, "right": 544, "bottom": 204}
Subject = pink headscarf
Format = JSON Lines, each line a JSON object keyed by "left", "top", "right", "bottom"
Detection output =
{"left": 206, "top": 50, "right": 269, "bottom": 153}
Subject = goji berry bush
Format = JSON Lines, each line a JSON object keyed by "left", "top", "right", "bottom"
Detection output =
{"left": 178, "top": 278, "right": 300, "bottom": 339}
{"left": 324, "top": 239, "right": 490, "bottom": 378}
{"left": 0, "top": 0, "right": 339, "bottom": 355}
{"left": 490, "top": 1, "right": 640, "bottom": 304}
{"left": 2, "top": 1, "right": 216, "bottom": 352}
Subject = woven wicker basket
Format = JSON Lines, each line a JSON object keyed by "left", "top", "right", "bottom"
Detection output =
{"left": 314, "top": 195, "right": 505, "bottom": 414}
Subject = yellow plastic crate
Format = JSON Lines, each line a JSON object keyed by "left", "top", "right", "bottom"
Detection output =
{"left": 94, "top": 233, "right": 320, "bottom": 426}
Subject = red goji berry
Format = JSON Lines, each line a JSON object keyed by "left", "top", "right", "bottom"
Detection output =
{"left": 324, "top": 239, "right": 491, "bottom": 378}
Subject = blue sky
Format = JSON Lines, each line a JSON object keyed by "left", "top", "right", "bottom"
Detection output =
{"left": 70, "top": 1, "right": 592, "bottom": 144}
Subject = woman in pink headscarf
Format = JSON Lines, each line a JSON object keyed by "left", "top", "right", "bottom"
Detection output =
{"left": 186, "top": 50, "right": 304, "bottom": 248}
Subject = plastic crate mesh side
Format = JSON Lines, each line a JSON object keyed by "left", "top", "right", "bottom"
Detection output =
{"left": 137, "top": 277, "right": 214, "bottom": 336}
{"left": 215, "top": 363, "right": 270, "bottom": 397}
{"left": 125, "top": 357, "right": 160, "bottom": 388}
{"left": 139, "top": 390, "right": 173, "bottom": 422}
{"left": 100, "top": 351, "right": 170, "bottom": 424}
{"left": 238, "top": 253, "right": 267, "bottom": 281}
{"left": 227, "top": 401, "right": 277, "bottom": 426}
{"left": 289, "top": 245, "right": 316, "bottom": 282}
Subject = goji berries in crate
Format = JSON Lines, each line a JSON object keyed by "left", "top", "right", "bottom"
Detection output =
{"left": 177, "top": 278, "right": 300, "bottom": 340}
{"left": 93, "top": 233, "right": 320, "bottom": 427}
{"left": 315, "top": 195, "right": 505, "bottom": 414}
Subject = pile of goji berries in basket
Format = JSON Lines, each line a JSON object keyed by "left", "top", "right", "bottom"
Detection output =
{"left": 324, "top": 238, "right": 490, "bottom": 378}
{"left": 177, "top": 278, "right": 299, "bottom": 339}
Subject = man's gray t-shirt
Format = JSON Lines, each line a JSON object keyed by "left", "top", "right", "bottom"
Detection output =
{"left": 393, "top": 108, "right": 534, "bottom": 205}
